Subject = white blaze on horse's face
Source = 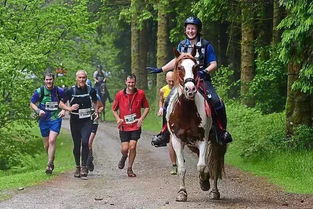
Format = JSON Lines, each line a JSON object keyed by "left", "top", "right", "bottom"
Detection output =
{"left": 181, "top": 59, "right": 197, "bottom": 99}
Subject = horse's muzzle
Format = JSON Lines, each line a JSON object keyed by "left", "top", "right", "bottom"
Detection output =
{"left": 184, "top": 82, "right": 197, "bottom": 99}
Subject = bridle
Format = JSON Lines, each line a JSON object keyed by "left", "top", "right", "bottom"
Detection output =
{"left": 174, "top": 53, "right": 200, "bottom": 87}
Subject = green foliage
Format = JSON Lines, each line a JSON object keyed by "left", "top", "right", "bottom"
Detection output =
{"left": 0, "top": 128, "right": 73, "bottom": 191}
{"left": 251, "top": 46, "right": 287, "bottom": 113}
{"left": 278, "top": 0, "right": 313, "bottom": 94}
{"left": 193, "top": 0, "right": 240, "bottom": 23}
{"left": 228, "top": 101, "right": 313, "bottom": 161}
{"left": 211, "top": 66, "right": 240, "bottom": 101}
{"left": 0, "top": 123, "right": 41, "bottom": 171}
{"left": 286, "top": 125, "right": 313, "bottom": 151}
{"left": 227, "top": 102, "right": 286, "bottom": 160}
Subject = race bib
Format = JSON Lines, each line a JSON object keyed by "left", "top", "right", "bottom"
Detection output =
{"left": 79, "top": 108, "right": 91, "bottom": 119}
{"left": 124, "top": 113, "right": 136, "bottom": 124}
{"left": 45, "top": 102, "right": 58, "bottom": 111}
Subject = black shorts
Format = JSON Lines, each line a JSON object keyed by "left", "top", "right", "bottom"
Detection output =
{"left": 119, "top": 129, "right": 141, "bottom": 143}
{"left": 91, "top": 124, "right": 98, "bottom": 133}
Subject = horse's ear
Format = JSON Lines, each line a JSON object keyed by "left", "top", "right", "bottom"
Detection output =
{"left": 173, "top": 48, "right": 181, "bottom": 58}
{"left": 192, "top": 64, "right": 200, "bottom": 71}
{"left": 191, "top": 47, "right": 196, "bottom": 57}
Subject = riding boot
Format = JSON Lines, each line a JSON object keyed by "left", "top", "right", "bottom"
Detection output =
{"left": 215, "top": 107, "right": 233, "bottom": 144}
{"left": 151, "top": 126, "right": 170, "bottom": 147}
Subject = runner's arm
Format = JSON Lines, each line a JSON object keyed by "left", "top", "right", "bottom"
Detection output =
{"left": 112, "top": 110, "right": 123, "bottom": 126}
{"left": 59, "top": 101, "right": 79, "bottom": 112}
{"left": 30, "top": 102, "right": 45, "bottom": 116}
{"left": 158, "top": 89, "right": 165, "bottom": 116}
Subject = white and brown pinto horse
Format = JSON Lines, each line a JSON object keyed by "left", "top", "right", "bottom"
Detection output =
{"left": 166, "top": 49, "right": 226, "bottom": 202}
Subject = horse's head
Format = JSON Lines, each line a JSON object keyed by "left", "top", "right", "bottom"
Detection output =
{"left": 173, "top": 48, "right": 199, "bottom": 100}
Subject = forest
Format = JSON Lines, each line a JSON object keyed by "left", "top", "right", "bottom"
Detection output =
{"left": 0, "top": 0, "right": 312, "bottom": 185}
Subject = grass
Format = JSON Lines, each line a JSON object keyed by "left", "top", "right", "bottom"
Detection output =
{"left": 225, "top": 102, "right": 313, "bottom": 194}
{"left": 0, "top": 127, "right": 73, "bottom": 192}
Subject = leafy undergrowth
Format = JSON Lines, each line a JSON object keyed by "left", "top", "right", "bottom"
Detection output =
{"left": 225, "top": 102, "right": 313, "bottom": 194}
{"left": 0, "top": 128, "right": 73, "bottom": 191}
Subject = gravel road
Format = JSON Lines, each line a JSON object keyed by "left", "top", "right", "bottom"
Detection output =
{"left": 1, "top": 119, "right": 312, "bottom": 209}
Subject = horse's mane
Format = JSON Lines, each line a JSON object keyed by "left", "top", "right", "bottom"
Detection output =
{"left": 173, "top": 53, "right": 197, "bottom": 86}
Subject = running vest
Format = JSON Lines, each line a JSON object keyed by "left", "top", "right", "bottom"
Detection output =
{"left": 179, "top": 37, "right": 211, "bottom": 69}
{"left": 70, "top": 85, "right": 93, "bottom": 119}
{"left": 39, "top": 86, "right": 61, "bottom": 111}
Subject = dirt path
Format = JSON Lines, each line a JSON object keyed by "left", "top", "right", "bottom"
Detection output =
{"left": 1, "top": 119, "right": 312, "bottom": 209}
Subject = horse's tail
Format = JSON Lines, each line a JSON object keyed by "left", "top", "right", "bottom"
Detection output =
{"left": 207, "top": 136, "right": 227, "bottom": 179}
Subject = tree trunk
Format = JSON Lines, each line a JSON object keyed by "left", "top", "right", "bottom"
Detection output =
{"left": 272, "top": 0, "right": 282, "bottom": 45}
{"left": 285, "top": 62, "right": 312, "bottom": 136}
{"left": 156, "top": 2, "right": 168, "bottom": 95}
{"left": 240, "top": 2, "right": 255, "bottom": 107}
{"left": 130, "top": 0, "right": 140, "bottom": 84}
{"left": 138, "top": 22, "right": 148, "bottom": 89}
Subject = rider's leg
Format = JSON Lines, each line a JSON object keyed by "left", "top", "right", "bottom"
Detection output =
{"left": 151, "top": 89, "right": 174, "bottom": 147}
{"left": 205, "top": 81, "right": 232, "bottom": 143}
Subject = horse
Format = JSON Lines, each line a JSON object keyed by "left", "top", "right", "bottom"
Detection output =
{"left": 96, "top": 81, "right": 112, "bottom": 120}
{"left": 166, "top": 48, "right": 227, "bottom": 202}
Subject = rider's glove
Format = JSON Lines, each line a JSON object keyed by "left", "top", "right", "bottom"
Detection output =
{"left": 146, "top": 67, "right": 163, "bottom": 74}
{"left": 197, "top": 70, "right": 206, "bottom": 79}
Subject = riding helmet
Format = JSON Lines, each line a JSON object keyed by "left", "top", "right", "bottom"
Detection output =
{"left": 97, "top": 64, "right": 103, "bottom": 71}
{"left": 184, "top": 16, "right": 202, "bottom": 32}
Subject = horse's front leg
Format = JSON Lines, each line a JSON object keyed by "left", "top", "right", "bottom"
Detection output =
{"left": 171, "top": 134, "right": 187, "bottom": 202}
{"left": 198, "top": 140, "right": 210, "bottom": 191}
{"left": 209, "top": 176, "right": 220, "bottom": 200}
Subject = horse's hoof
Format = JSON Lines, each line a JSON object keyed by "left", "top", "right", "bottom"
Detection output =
{"left": 176, "top": 189, "right": 187, "bottom": 202}
{"left": 209, "top": 190, "right": 220, "bottom": 200}
{"left": 199, "top": 179, "right": 210, "bottom": 191}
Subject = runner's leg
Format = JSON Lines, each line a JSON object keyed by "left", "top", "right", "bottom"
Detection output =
{"left": 48, "top": 131, "right": 58, "bottom": 164}
{"left": 70, "top": 121, "right": 82, "bottom": 166}
{"left": 127, "top": 140, "right": 137, "bottom": 168}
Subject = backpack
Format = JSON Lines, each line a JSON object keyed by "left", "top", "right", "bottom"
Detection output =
{"left": 70, "top": 85, "right": 92, "bottom": 104}
{"left": 39, "top": 86, "right": 61, "bottom": 104}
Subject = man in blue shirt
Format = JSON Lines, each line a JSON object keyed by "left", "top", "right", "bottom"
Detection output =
{"left": 30, "top": 72, "right": 65, "bottom": 174}
{"left": 147, "top": 16, "right": 232, "bottom": 145}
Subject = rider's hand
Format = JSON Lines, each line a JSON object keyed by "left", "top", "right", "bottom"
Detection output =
{"left": 197, "top": 70, "right": 206, "bottom": 79}
{"left": 146, "top": 67, "right": 163, "bottom": 74}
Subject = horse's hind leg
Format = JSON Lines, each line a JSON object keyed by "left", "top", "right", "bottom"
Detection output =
{"left": 208, "top": 141, "right": 226, "bottom": 200}
{"left": 197, "top": 140, "right": 210, "bottom": 191}
{"left": 171, "top": 135, "right": 187, "bottom": 202}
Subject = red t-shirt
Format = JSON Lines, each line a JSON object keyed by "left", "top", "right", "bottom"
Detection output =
{"left": 112, "top": 88, "right": 149, "bottom": 131}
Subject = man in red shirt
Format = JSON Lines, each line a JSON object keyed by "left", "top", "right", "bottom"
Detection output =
{"left": 112, "top": 74, "right": 150, "bottom": 177}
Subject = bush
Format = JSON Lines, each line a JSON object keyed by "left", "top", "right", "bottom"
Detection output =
{"left": 227, "top": 102, "right": 285, "bottom": 160}
{"left": 250, "top": 46, "right": 287, "bottom": 113}
{"left": 211, "top": 66, "right": 240, "bottom": 101}
{"left": 0, "top": 122, "right": 42, "bottom": 171}
{"left": 286, "top": 125, "right": 313, "bottom": 151}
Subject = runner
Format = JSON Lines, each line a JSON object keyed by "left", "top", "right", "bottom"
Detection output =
{"left": 30, "top": 72, "right": 65, "bottom": 174}
{"left": 152, "top": 71, "right": 177, "bottom": 175}
{"left": 112, "top": 73, "right": 150, "bottom": 177}
{"left": 86, "top": 94, "right": 104, "bottom": 172}
{"left": 59, "top": 70, "right": 98, "bottom": 179}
